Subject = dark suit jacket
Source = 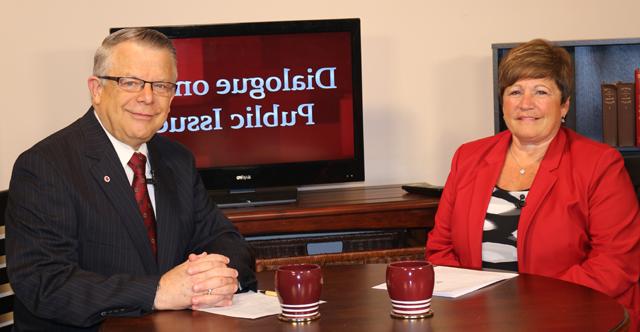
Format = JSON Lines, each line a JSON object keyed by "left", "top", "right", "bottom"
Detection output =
{"left": 426, "top": 127, "right": 640, "bottom": 320}
{"left": 6, "top": 109, "right": 257, "bottom": 331}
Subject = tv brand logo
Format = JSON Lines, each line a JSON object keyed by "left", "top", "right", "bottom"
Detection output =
{"left": 236, "top": 175, "right": 252, "bottom": 181}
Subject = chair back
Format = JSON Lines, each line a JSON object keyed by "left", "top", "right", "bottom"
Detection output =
{"left": 0, "top": 190, "right": 13, "bottom": 331}
{"left": 624, "top": 154, "right": 640, "bottom": 201}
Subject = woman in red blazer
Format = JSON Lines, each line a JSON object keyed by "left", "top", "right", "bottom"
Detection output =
{"left": 426, "top": 39, "right": 640, "bottom": 327}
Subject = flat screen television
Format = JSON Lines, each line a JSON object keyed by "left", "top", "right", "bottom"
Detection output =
{"left": 112, "top": 18, "right": 364, "bottom": 206}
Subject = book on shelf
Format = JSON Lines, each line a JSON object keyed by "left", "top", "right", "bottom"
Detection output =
{"left": 601, "top": 83, "right": 618, "bottom": 146}
{"left": 617, "top": 82, "right": 636, "bottom": 147}
{"left": 636, "top": 68, "right": 640, "bottom": 147}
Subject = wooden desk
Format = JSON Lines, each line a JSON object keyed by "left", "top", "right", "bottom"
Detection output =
{"left": 101, "top": 264, "right": 629, "bottom": 332}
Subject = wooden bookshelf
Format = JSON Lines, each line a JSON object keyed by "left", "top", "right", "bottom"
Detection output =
{"left": 492, "top": 38, "right": 640, "bottom": 155}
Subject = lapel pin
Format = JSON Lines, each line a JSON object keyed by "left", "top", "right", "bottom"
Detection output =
{"left": 104, "top": 175, "right": 111, "bottom": 183}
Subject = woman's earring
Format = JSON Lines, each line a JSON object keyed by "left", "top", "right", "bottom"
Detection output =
{"left": 561, "top": 116, "right": 566, "bottom": 124}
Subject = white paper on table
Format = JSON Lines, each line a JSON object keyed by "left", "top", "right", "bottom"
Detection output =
{"left": 372, "top": 265, "right": 518, "bottom": 298}
{"left": 196, "top": 291, "right": 281, "bottom": 319}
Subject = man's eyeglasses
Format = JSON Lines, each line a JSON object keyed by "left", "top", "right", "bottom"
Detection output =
{"left": 98, "top": 76, "right": 177, "bottom": 97}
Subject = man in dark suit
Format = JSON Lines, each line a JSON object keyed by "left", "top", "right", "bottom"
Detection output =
{"left": 5, "top": 28, "right": 257, "bottom": 331}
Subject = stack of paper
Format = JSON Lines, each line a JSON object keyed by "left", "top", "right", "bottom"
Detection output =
{"left": 373, "top": 265, "right": 518, "bottom": 298}
{"left": 197, "top": 291, "right": 281, "bottom": 319}
{"left": 197, "top": 291, "right": 327, "bottom": 319}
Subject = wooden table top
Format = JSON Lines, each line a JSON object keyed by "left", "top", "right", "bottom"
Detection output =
{"left": 101, "top": 264, "right": 628, "bottom": 332}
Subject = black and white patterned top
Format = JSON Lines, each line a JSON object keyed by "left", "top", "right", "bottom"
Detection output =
{"left": 481, "top": 187, "right": 528, "bottom": 272}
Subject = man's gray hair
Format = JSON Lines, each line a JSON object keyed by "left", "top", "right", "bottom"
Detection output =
{"left": 93, "top": 28, "right": 177, "bottom": 77}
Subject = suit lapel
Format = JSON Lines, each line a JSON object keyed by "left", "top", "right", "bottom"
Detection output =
{"left": 80, "top": 109, "right": 159, "bottom": 273}
{"left": 466, "top": 132, "right": 511, "bottom": 267}
{"left": 516, "top": 129, "right": 565, "bottom": 269}
{"left": 148, "top": 137, "right": 182, "bottom": 272}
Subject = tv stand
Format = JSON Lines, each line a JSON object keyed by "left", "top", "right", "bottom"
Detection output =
{"left": 209, "top": 186, "right": 298, "bottom": 208}
{"left": 220, "top": 184, "right": 439, "bottom": 271}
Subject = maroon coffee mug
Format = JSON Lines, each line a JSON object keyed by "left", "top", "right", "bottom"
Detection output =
{"left": 275, "top": 264, "right": 323, "bottom": 322}
{"left": 386, "top": 260, "right": 434, "bottom": 319}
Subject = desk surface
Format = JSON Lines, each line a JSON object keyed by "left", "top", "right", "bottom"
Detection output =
{"left": 101, "top": 264, "right": 628, "bottom": 332}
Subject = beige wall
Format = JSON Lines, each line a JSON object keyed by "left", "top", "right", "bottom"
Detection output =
{"left": 2, "top": 0, "right": 640, "bottom": 190}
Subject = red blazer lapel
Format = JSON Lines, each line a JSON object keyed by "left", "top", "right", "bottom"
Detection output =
{"left": 516, "top": 128, "right": 565, "bottom": 270}
{"left": 465, "top": 132, "right": 511, "bottom": 267}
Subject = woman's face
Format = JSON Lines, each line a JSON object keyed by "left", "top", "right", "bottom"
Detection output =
{"left": 502, "top": 77, "right": 569, "bottom": 146}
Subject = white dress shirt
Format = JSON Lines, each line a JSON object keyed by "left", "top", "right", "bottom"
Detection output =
{"left": 94, "top": 111, "right": 157, "bottom": 214}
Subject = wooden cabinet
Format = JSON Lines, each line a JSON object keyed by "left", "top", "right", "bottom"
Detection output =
{"left": 221, "top": 185, "right": 438, "bottom": 271}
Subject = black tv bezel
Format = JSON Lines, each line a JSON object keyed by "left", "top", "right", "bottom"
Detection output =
{"left": 112, "top": 18, "right": 364, "bottom": 190}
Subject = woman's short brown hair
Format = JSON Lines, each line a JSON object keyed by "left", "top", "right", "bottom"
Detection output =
{"left": 498, "top": 39, "right": 573, "bottom": 104}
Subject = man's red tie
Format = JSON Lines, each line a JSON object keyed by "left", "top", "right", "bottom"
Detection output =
{"left": 128, "top": 152, "right": 157, "bottom": 257}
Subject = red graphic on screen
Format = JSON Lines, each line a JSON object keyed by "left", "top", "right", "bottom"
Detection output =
{"left": 160, "top": 32, "right": 355, "bottom": 169}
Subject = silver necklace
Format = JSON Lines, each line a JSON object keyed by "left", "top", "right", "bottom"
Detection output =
{"left": 509, "top": 148, "right": 542, "bottom": 176}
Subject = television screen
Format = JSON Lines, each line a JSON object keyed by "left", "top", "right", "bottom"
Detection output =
{"left": 113, "top": 19, "right": 364, "bottom": 201}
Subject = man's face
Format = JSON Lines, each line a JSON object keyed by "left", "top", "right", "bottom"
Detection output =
{"left": 88, "top": 41, "right": 176, "bottom": 149}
